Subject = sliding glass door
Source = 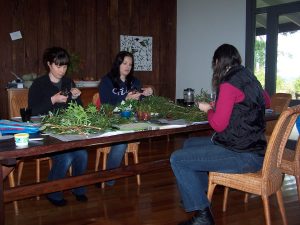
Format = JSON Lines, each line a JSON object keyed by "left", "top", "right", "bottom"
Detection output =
{"left": 247, "top": 0, "right": 300, "bottom": 99}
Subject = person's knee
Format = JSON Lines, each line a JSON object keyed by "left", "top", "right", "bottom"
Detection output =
{"left": 112, "top": 144, "right": 127, "bottom": 154}
{"left": 73, "top": 149, "right": 88, "bottom": 161}
{"left": 79, "top": 150, "right": 88, "bottom": 161}
{"left": 170, "top": 149, "right": 182, "bottom": 165}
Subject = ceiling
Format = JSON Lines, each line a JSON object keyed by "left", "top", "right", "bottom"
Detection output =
{"left": 256, "top": 0, "right": 300, "bottom": 32}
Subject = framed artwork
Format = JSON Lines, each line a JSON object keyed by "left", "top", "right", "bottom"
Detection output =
{"left": 120, "top": 35, "right": 153, "bottom": 71}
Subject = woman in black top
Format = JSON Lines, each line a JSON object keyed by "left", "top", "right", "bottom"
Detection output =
{"left": 29, "top": 47, "right": 88, "bottom": 207}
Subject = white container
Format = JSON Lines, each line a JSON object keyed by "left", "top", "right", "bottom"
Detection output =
{"left": 14, "top": 133, "right": 29, "bottom": 147}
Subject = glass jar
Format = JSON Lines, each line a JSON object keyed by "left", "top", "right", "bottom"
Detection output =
{"left": 183, "top": 88, "right": 195, "bottom": 106}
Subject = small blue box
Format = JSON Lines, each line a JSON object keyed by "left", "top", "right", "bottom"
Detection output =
{"left": 296, "top": 116, "right": 300, "bottom": 134}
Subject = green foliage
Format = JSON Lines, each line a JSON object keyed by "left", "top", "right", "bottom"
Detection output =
{"left": 67, "top": 53, "right": 82, "bottom": 76}
{"left": 254, "top": 68, "right": 265, "bottom": 88}
{"left": 275, "top": 76, "right": 286, "bottom": 92}
{"left": 137, "top": 96, "right": 207, "bottom": 122}
{"left": 41, "top": 96, "right": 209, "bottom": 135}
{"left": 194, "top": 89, "right": 211, "bottom": 103}
{"left": 295, "top": 78, "right": 300, "bottom": 93}
{"left": 41, "top": 102, "right": 113, "bottom": 135}
{"left": 254, "top": 37, "right": 266, "bottom": 70}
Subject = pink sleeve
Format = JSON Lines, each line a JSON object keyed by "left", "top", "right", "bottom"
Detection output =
{"left": 263, "top": 90, "right": 271, "bottom": 108}
{"left": 207, "top": 83, "right": 245, "bottom": 132}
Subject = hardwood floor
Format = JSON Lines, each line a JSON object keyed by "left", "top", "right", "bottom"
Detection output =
{"left": 4, "top": 134, "right": 300, "bottom": 225}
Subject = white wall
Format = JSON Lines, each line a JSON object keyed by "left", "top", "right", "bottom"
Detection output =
{"left": 176, "top": 0, "right": 246, "bottom": 98}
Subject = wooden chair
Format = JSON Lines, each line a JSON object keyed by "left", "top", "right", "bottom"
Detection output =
{"left": 94, "top": 143, "right": 141, "bottom": 188}
{"left": 207, "top": 105, "right": 300, "bottom": 225}
{"left": 8, "top": 92, "right": 53, "bottom": 188}
{"left": 92, "top": 92, "right": 141, "bottom": 188}
{"left": 8, "top": 172, "right": 19, "bottom": 214}
{"left": 142, "top": 84, "right": 156, "bottom": 95}
{"left": 266, "top": 93, "right": 292, "bottom": 136}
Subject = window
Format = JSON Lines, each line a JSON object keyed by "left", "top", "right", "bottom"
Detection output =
{"left": 246, "top": 0, "right": 300, "bottom": 99}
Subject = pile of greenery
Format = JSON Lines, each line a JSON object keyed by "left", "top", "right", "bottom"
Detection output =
{"left": 194, "top": 88, "right": 212, "bottom": 103}
{"left": 41, "top": 93, "right": 209, "bottom": 135}
{"left": 41, "top": 102, "right": 117, "bottom": 135}
{"left": 136, "top": 96, "right": 207, "bottom": 122}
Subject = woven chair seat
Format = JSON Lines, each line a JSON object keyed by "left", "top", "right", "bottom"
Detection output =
{"left": 210, "top": 170, "right": 282, "bottom": 197}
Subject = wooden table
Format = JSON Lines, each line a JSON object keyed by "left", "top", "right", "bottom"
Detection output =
{"left": 0, "top": 113, "right": 279, "bottom": 225}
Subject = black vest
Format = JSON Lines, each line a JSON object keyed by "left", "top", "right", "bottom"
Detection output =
{"left": 212, "top": 66, "right": 267, "bottom": 155}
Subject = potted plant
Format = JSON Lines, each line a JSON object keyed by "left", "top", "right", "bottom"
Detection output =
{"left": 67, "top": 53, "right": 83, "bottom": 77}
{"left": 136, "top": 103, "right": 152, "bottom": 121}
{"left": 114, "top": 100, "right": 137, "bottom": 118}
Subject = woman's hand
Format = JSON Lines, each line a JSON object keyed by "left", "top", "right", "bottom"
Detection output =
{"left": 126, "top": 91, "right": 141, "bottom": 100}
{"left": 70, "top": 88, "right": 81, "bottom": 99}
{"left": 51, "top": 92, "right": 68, "bottom": 104}
{"left": 141, "top": 87, "right": 153, "bottom": 96}
{"left": 197, "top": 102, "right": 212, "bottom": 113}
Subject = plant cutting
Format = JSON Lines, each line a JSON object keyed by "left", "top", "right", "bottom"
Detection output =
{"left": 136, "top": 103, "right": 152, "bottom": 121}
{"left": 113, "top": 99, "right": 138, "bottom": 118}
{"left": 41, "top": 102, "right": 115, "bottom": 135}
{"left": 113, "top": 100, "right": 133, "bottom": 111}
{"left": 137, "top": 96, "right": 207, "bottom": 122}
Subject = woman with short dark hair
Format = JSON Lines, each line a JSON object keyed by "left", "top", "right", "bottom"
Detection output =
{"left": 28, "top": 47, "right": 88, "bottom": 207}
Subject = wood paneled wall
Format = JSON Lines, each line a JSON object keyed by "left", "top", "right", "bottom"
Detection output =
{"left": 0, "top": 0, "right": 176, "bottom": 119}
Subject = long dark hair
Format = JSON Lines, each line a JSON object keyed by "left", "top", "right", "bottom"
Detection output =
{"left": 211, "top": 44, "right": 242, "bottom": 91}
{"left": 109, "top": 51, "right": 135, "bottom": 90}
{"left": 43, "top": 47, "right": 70, "bottom": 72}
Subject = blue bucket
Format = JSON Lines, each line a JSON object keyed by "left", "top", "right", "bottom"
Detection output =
{"left": 120, "top": 110, "right": 132, "bottom": 118}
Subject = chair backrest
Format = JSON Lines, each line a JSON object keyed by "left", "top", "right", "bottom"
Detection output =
{"left": 270, "top": 93, "right": 292, "bottom": 113}
{"left": 10, "top": 93, "right": 28, "bottom": 118}
{"left": 92, "top": 92, "right": 101, "bottom": 110}
{"left": 92, "top": 93, "right": 99, "bottom": 105}
{"left": 262, "top": 105, "right": 300, "bottom": 180}
{"left": 266, "top": 93, "right": 292, "bottom": 135}
{"left": 143, "top": 84, "right": 155, "bottom": 95}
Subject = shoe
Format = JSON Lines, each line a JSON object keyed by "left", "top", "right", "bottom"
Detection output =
{"left": 178, "top": 207, "right": 215, "bottom": 225}
{"left": 73, "top": 194, "right": 88, "bottom": 202}
{"left": 46, "top": 196, "right": 67, "bottom": 207}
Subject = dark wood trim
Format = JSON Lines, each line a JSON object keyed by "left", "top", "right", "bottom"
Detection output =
{"left": 245, "top": 0, "right": 256, "bottom": 71}
{"left": 4, "top": 159, "right": 169, "bottom": 202}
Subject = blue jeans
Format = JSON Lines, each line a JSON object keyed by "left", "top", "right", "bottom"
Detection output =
{"left": 170, "top": 137, "right": 264, "bottom": 212}
{"left": 105, "top": 143, "right": 127, "bottom": 186}
{"left": 47, "top": 149, "right": 88, "bottom": 200}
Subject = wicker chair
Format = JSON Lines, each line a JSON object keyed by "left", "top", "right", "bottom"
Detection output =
{"left": 266, "top": 93, "right": 292, "bottom": 136}
{"left": 207, "top": 105, "right": 300, "bottom": 225}
{"left": 280, "top": 136, "right": 300, "bottom": 201}
{"left": 92, "top": 93, "right": 141, "bottom": 188}
{"left": 223, "top": 93, "right": 292, "bottom": 207}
